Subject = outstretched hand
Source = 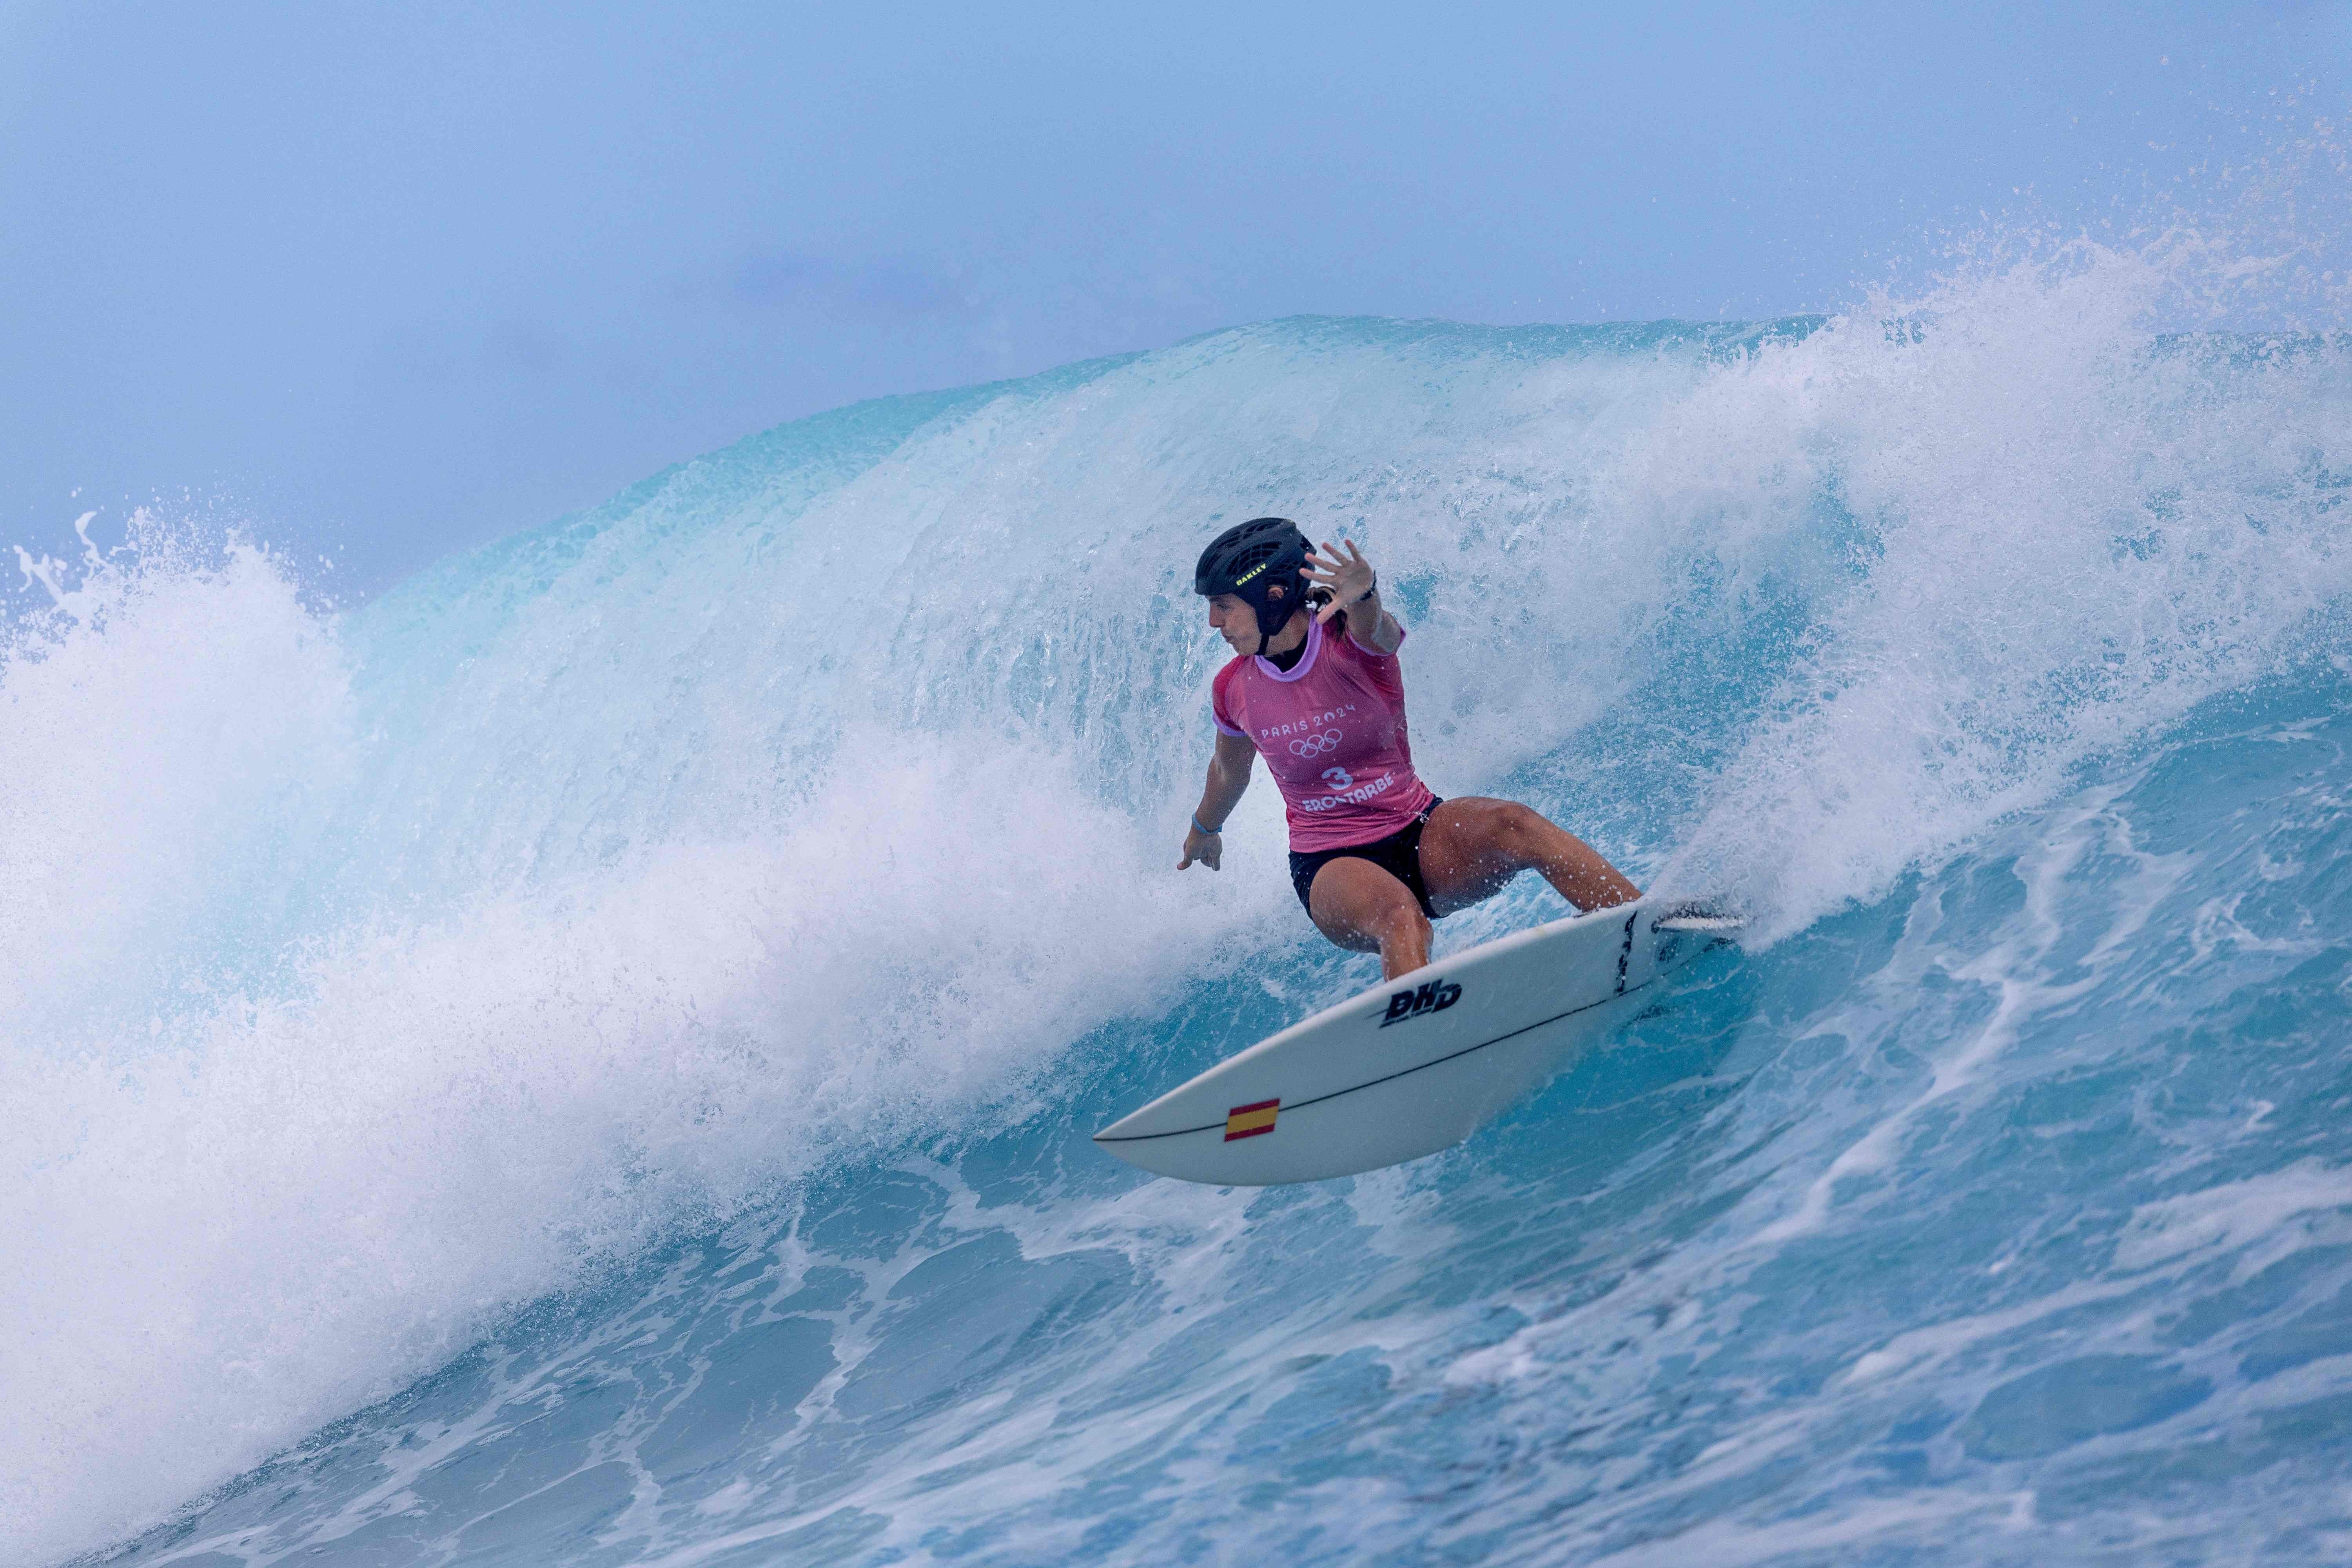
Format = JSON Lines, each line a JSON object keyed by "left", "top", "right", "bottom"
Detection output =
{"left": 1304, "top": 538, "right": 1376, "bottom": 622}
{"left": 1178, "top": 822, "right": 1223, "bottom": 871}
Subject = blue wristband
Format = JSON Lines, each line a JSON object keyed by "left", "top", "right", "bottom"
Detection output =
{"left": 1193, "top": 815, "right": 1222, "bottom": 836}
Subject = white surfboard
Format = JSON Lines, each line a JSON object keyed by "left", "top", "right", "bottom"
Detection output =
{"left": 1094, "top": 897, "right": 1739, "bottom": 1185}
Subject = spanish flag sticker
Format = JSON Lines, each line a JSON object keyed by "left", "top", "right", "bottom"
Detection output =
{"left": 1224, "top": 1098, "right": 1279, "bottom": 1141}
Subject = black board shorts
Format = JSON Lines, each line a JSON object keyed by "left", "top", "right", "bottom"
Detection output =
{"left": 1288, "top": 798, "right": 1445, "bottom": 922}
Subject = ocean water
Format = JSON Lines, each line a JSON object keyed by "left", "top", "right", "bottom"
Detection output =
{"left": 8, "top": 238, "right": 2352, "bottom": 1566}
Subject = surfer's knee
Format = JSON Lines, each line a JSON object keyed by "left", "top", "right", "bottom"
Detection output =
{"left": 1368, "top": 902, "right": 1430, "bottom": 976}
{"left": 1310, "top": 862, "right": 1426, "bottom": 962}
{"left": 1370, "top": 898, "right": 1429, "bottom": 946}
{"left": 1493, "top": 800, "right": 1544, "bottom": 844}
{"left": 1318, "top": 891, "right": 1426, "bottom": 957}
{"left": 1474, "top": 800, "right": 1555, "bottom": 869}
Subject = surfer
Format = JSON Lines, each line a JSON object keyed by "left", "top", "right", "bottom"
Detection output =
{"left": 1178, "top": 517, "right": 1640, "bottom": 980}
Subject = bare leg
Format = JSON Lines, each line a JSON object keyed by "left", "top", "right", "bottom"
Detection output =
{"left": 1417, "top": 797, "right": 1639, "bottom": 917}
{"left": 1307, "top": 857, "right": 1432, "bottom": 980}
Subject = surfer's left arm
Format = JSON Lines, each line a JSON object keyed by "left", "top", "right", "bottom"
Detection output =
{"left": 1306, "top": 538, "right": 1401, "bottom": 655}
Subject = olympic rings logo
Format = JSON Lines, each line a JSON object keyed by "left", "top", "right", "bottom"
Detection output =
{"left": 1288, "top": 729, "right": 1344, "bottom": 758}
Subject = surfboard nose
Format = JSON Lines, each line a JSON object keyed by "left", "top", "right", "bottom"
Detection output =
{"left": 1092, "top": 1086, "right": 1222, "bottom": 1147}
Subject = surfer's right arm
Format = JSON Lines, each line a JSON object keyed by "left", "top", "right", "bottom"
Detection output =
{"left": 1179, "top": 730, "right": 1257, "bottom": 871}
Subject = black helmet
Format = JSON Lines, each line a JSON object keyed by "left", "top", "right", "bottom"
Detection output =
{"left": 1194, "top": 517, "right": 1310, "bottom": 651}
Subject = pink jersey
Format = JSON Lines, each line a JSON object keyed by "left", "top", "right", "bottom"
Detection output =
{"left": 1212, "top": 617, "right": 1439, "bottom": 852}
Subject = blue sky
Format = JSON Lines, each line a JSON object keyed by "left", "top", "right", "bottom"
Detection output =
{"left": 3, "top": 1, "right": 2345, "bottom": 593}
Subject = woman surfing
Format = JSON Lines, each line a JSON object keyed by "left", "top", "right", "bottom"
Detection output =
{"left": 1178, "top": 517, "right": 1640, "bottom": 979}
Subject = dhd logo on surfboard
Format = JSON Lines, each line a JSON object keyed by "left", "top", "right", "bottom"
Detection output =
{"left": 1380, "top": 977, "right": 1462, "bottom": 1026}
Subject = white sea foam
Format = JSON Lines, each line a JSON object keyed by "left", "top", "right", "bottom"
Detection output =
{"left": 2, "top": 731, "right": 1255, "bottom": 1561}
{"left": 2114, "top": 1162, "right": 2352, "bottom": 1273}
{"left": 1, "top": 520, "right": 352, "bottom": 1044}
{"left": 1656, "top": 243, "right": 2352, "bottom": 935}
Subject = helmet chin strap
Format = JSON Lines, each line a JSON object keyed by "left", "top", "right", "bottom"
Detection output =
{"left": 1252, "top": 588, "right": 1289, "bottom": 657}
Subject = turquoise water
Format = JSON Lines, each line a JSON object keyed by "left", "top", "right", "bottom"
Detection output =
{"left": 8, "top": 242, "right": 2352, "bottom": 1565}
